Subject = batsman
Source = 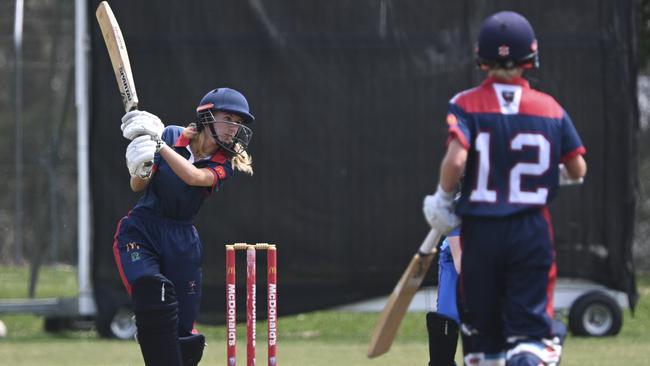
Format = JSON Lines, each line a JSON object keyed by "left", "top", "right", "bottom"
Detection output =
{"left": 112, "top": 88, "right": 255, "bottom": 366}
{"left": 423, "top": 11, "right": 587, "bottom": 366}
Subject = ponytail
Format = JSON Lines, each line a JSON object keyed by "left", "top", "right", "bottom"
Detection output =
{"left": 231, "top": 145, "right": 253, "bottom": 176}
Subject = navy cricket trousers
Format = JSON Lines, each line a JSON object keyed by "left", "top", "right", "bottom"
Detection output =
{"left": 113, "top": 210, "right": 203, "bottom": 336}
{"left": 459, "top": 208, "right": 556, "bottom": 354}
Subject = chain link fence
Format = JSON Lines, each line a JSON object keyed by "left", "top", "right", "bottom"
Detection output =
{"left": 0, "top": 0, "right": 77, "bottom": 271}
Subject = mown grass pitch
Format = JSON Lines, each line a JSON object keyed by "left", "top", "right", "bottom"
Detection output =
{"left": 0, "top": 266, "right": 648, "bottom": 365}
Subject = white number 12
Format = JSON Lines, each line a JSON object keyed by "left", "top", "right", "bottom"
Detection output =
{"left": 470, "top": 132, "right": 550, "bottom": 204}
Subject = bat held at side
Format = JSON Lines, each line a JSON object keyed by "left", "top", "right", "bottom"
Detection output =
{"left": 367, "top": 228, "right": 441, "bottom": 358}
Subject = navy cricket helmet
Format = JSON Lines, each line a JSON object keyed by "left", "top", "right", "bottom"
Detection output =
{"left": 475, "top": 11, "right": 539, "bottom": 69}
{"left": 196, "top": 88, "right": 254, "bottom": 155}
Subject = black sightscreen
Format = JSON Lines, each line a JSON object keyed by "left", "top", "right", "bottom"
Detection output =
{"left": 90, "top": 0, "right": 638, "bottom": 324}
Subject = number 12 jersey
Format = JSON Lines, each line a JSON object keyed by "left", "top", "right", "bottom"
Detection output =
{"left": 447, "top": 76, "right": 586, "bottom": 217}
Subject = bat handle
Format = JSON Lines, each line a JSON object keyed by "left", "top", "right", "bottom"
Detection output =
{"left": 418, "top": 228, "right": 439, "bottom": 256}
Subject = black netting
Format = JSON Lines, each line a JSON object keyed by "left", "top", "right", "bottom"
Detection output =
{"left": 90, "top": 0, "right": 639, "bottom": 323}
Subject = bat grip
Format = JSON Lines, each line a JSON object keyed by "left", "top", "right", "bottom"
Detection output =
{"left": 417, "top": 228, "right": 439, "bottom": 256}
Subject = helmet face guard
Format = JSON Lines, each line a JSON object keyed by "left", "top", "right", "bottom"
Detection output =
{"left": 195, "top": 87, "right": 255, "bottom": 155}
{"left": 198, "top": 109, "right": 253, "bottom": 155}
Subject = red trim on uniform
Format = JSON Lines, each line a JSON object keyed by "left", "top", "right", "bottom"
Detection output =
{"left": 546, "top": 262, "right": 558, "bottom": 318}
{"left": 447, "top": 125, "right": 470, "bottom": 149}
{"left": 453, "top": 76, "right": 564, "bottom": 119}
{"left": 458, "top": 232, "right": 466, "bottom": 305}
{"left": 207, "top": 166, "right": 228, "bottom": 191}
{"left": 542, "top": 207, "right": 556, "bottom": 318}
{"left": 518, "top": 88, "right": 564, "bottom": 119}
{"left": 446, "top": 113, "right": 458, "bottom": 126}
{"left": 210, "top": 149, "right": 228, "bottom": 164}
{"left": 174, "top": 133, "right": 191, "bottom": 147}
{"left": 175, "top": 135, "right": 228, "bottom": 164}
{"left": 453, "top": 80, "right": 501, "bottom": 114}
{"left": 112, "top": 217, "right": 132, "bottom": 296}
{"left": 561, "top": 146, "right": 586, "bottom": 163}
{"left": 214, "top": 165, "right": 227, "bottom": 179}
{"left": 208, "top": 168, "right": 219, "bottom": 191}
{"left": 196, "top": 103, "right": 214, "bottom": 112}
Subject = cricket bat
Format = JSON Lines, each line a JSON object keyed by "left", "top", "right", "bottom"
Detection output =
{"left": 367, "top": 228, "right": 441, "bottom": 358}
{"left": 96, "top": 1, "right": 139, "bottom": 112}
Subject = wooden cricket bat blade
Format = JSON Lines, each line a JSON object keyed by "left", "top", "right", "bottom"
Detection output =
{"left": 367, "top": 228, "right": 440, "bottom": 358}
{"left": 96, "top": 1, "right": 139, "bottom": 112}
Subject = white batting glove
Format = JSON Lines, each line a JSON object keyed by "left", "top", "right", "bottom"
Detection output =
{"left": 559, "top": 164, "right": 584, "bottom": 186}
{"left": 422, "top": 185, "right": 460, "bottom": 235}
{"left": 126, "top": 135, "right": 157, "bottom": 178}
{"left": 121, "top": 110, "right": 165, "bottom": 140}
{"left": 133, "top": 163, "right": 153, "bottom": 180}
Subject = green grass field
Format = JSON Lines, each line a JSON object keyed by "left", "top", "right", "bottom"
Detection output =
{"left": 0, "top": 266, "right": 648, "bottom": 365}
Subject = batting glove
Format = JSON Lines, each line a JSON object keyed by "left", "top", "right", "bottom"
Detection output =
{"left": 126, "top": 135, "right": 157, "bottom": 178}
{"left": 558, "top": 164, "right": 584, "bottom": 186}
{"left": 121, "top": 110, "right": 165, "bottom": 140}
{"left": 422, "top": 185, "right": 460, "bottom": 235}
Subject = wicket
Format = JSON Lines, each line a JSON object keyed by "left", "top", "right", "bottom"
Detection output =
{"left": 226, "top": 243, "right": 278, "bottom": 366}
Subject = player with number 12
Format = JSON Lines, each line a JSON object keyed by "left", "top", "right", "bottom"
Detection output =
{"left": 422, "top": 10, "right": 587, "bottom": 366}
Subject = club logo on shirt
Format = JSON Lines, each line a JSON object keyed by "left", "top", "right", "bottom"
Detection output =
{"left": 125, "top": 242, "right": 140, "bottom": 252}
{"left": 502, "top": 91, "right": 515, "bottom": 104}
{"left": 188, "top": 280, "right": 197, "bottom": 295}
{"left": 446, "top": 113, "right": 458, "bottom": 126}
{"left": 130, "top": 252, "right": 141, "bottom": 262}
{"left": 215, "top": 166, "right": 227, "bottom": 180}
{"left": 493, "top": 84, "right": 522, "bottom": 115}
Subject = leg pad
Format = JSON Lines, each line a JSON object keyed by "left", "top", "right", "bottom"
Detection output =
{"left": 179, "top": 333, "right": 206, "bottom": 366}
{"left": 427, "top": 312, "right": 459, "bottom": 366}
{"left": 132, "top": 275, "right": 183, "bottom": 366}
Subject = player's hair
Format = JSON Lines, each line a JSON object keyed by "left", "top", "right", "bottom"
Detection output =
{"left": 231, "top": 146, "right": 253, "bottom": 176}
{"left": 488, "top": 67, "right": 524, "bottom": 81}
{"left": 185, "top": 123, "right": 253, "bottom": 175}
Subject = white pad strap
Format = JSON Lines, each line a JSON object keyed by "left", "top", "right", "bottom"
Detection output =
{"left": 464, "top": 352, "right": 506, "bottom": 366}
{"left": 506, "top": 340, "right": 561, "bottom": 366}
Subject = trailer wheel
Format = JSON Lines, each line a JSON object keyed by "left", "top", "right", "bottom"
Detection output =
{"left": 94, "top": 285, "right": 137, "bottom": 340}
{"left": 109, "top": 306, "right": 137, "bottom": 340}
{"left": 568, "top": 291, "right": 622, "bottom": 336}
{"left": 96, "top": 304, "right": 136, "bottom": 340}
{"left": 44, "top": 317, "right": 69, "bottom": 333}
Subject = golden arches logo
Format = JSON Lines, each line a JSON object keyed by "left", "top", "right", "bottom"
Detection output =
{"left": 268, "top": 267, "right": 277, "bottom": 274}
{"left": 227, "top": 267, "right": 235, "bottom": 274}
{"left": 125, "top": 242, "right": 140, "bottom": 252}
